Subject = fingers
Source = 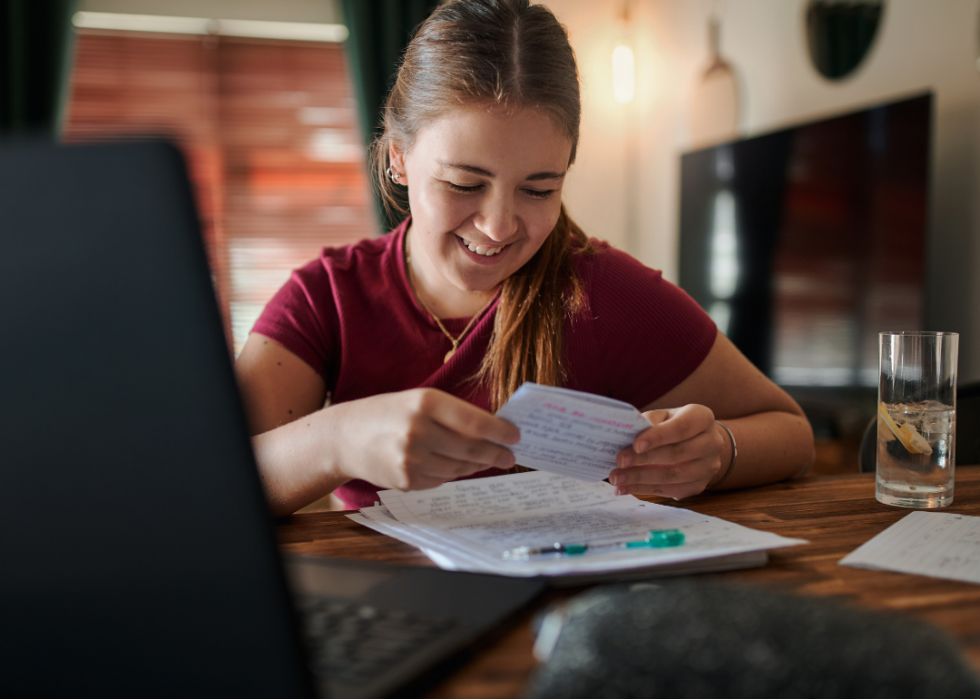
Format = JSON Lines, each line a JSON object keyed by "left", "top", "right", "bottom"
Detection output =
{"left": 618, "top": 427, "right": 721, "bottom": 468}
{"left": 336, "top": 389, "right": 520, "bottom": 494}
{"left": 610, "top": 481, "right": 708, "bottom": 501}
{"left": 415, "top": 389, "right": 521, "bottom": 445}
{"left": 642, "top": 409, "right": 671, "bottom": 429}
{"left": 608, "top": 404, "right": 726, "bottom": 500}
{"left": 426, "top": 420, "right": 516, "bottom": 472}
{"left": 618, "top": 404, "right": 718, "bottom": 467}
{"left": 393, "top": 453, "right": 492, "bottom": 491}
{"left": 375, "top": 389, "right": 517, "bottom": 492}
{"left": 609, "top": 455, "right": 719, "bottom": 489}
{"left": 632, "top": 404, "right": 714, "bottom": 454}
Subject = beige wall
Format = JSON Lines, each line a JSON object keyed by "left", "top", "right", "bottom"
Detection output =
{"left": 549, "top": 0, "right": 980, "bottom": 382}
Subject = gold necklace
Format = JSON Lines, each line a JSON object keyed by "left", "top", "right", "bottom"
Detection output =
{"left": 405, "top": 236, "right": 498, "bottom": 364}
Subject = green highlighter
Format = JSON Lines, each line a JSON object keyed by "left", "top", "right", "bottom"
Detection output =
{"left": 502, "top": 528, "right": 685, "bottom": 560}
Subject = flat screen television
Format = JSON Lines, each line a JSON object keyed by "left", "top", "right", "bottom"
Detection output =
{"left": 678, "top": 92, "right": 931, "bottom": 394}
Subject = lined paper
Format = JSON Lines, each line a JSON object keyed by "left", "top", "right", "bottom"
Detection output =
{"left": 348, "top": 470, "right": 806, "bottom": 579}
{"left": 495, "top": 383, "right": 652, "bottom": 481}
{"left": 840, "top": 511, "right": 980, "bottom": 585}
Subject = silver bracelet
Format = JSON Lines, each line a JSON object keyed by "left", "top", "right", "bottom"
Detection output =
{"left": 707, "top": 420, "right": 737, "bottom": 490}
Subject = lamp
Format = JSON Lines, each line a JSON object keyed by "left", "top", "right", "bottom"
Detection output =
{"left": 612, "top": 1, "right": 635, "bottom": 104}
{"left": 612, "top": 44, "right": 635, "bottom": 104}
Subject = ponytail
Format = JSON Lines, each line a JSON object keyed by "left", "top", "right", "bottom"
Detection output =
{"left": 476, "top": 205, "right": 594, "bottom": 410}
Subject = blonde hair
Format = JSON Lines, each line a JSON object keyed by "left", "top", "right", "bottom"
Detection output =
{"left": 371, "top": 0, "right": 594, "bottom": 410}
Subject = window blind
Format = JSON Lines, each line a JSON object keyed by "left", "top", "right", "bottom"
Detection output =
{"left": 65, "top": 29, "right": 376, "bottom": 353}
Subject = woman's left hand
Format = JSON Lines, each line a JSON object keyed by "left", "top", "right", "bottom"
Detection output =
{"left": 608, "top": 404, "right": 727, "bottom": 499}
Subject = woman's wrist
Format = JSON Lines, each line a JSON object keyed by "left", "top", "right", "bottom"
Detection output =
{"left": 252, "top": 407, "right": 352, "bottom": 515}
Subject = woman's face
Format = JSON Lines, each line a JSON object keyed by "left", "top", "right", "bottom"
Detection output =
{"left": 392, "top": 105, "right": 573, "bottom": 308}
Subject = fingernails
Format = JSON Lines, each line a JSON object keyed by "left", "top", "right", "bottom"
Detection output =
{"left": 619, "top": 453, "right": 634, "bottom": 468}
{"left": 615, "top": 487, "right": 627, "bottom": 496}
{"left": 609, "top": 471, "right": 621, "bottom": 485}
{"left": 635, "top": 440, "right": 648, "bottom": 453}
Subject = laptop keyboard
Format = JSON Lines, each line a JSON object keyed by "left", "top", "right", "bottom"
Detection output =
{"left": 298, "top": 597, "right": 459, "bottom": 686}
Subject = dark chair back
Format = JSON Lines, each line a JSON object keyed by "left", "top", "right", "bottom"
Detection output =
{"left": 859, "top": 381, "right": 980, "bottom": 472}
{"left": 858, "top": 417, "right": 877, "bottom": 473}
{"left": 956, "top": 382, "right": 980, "bottom": 467}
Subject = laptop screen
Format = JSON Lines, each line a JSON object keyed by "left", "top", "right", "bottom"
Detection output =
{"left": 0, "top": 141, "right": 316, "bottom": 698}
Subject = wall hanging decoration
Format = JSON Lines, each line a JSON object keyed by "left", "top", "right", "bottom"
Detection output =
{"left": 806, "top": 0, "right": 884, "bottom": 81}
{"left": 689, "top": 10, "right": 740, "bottom": 148}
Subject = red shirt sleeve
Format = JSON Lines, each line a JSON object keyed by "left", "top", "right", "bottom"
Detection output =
{"left": 250, "top": 257, "right": 338, "bottom": 381}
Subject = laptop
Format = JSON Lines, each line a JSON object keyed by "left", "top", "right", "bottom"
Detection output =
{"left": 0, "top": 140, "right": 545, "bottom": 699}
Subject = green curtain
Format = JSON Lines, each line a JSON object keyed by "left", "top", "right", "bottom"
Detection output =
{"left": 0, "top": 0, "right": 78, "bottom": 138}
{"left": 340, "top": 0, "right": 438, "bottom": 232}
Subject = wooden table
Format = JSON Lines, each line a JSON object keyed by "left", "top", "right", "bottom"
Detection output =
{"left": 277, "top": 468, "right": 980, "bottom": 698}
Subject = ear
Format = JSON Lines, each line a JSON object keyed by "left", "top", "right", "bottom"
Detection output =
{"left": 388, "top": 141, "right": 407, "bottom": 186}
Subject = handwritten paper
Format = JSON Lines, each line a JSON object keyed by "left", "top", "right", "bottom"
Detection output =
{"left": 840, "top": 511, "right": 980, "bottom": 585}
{"left": 347, "top": 470, "right": 806, "bottom": 580}
{"left": 494, "top": 383, "right": 652, "bottom": 481}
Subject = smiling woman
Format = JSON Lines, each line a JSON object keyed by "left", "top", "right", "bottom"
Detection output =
{"left": 233, "top": 0, "right": 815, "bottom": 516}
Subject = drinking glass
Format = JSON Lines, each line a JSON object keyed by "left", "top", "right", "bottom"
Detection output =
{"left": 876, "top": 331, "right": 958, "bottom": 508}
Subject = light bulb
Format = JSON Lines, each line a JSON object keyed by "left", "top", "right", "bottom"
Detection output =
{"left": 612, "top": 43, "right": 635, "bottom": 104}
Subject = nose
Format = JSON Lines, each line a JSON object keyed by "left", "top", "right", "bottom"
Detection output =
{"left": 473, "top": 190, "right": 518, "bottom": 243}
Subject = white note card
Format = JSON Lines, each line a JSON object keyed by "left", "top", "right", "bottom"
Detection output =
{"left": 495, "top": 383, "right": 652, "bottom": 481}
{"left": 839, "top": 511, "right": 980, "bottom": 585}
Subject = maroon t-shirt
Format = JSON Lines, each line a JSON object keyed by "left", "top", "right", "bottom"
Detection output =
{"left": 252, "top": 219, "right": 717, "bottom": 508}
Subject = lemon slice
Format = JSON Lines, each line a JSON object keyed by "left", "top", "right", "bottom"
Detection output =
{"left": 877, "top": 402, "right": 933, "bottom": 455}
{"left": 900, "top": 422, "right": 933, "bottom": 455}
{"left": 877, "top": 402, "right": 906, "bottom": 443}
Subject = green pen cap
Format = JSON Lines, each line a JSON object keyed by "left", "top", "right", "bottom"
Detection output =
{"left": 646, "top": 528, "right": 685, "bottom": 547}
{"left": 564, "top": 544, "right": 588, "bottom": 555}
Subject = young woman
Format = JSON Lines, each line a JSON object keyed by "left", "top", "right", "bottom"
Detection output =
{"left": 235, "top": 0, "right": 814, "bottom": 517}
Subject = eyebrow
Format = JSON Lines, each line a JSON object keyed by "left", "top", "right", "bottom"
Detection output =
{"left": 438, "top": 160, "right": 565, "bottom": 181}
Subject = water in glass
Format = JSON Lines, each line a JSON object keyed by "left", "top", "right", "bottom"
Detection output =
{"left": 876, "top": 399, "right": 955, "bottom": 508}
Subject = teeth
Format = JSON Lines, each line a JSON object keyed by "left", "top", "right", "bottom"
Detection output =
{"left": 463, "top": 238, "right": 504, "bottom": 256}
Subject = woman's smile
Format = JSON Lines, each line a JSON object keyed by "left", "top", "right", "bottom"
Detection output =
{"left": 455, "top": 233, "right": 512, "bottom": 264}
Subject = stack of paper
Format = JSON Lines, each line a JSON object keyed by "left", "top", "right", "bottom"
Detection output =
{"left": 348, "top": 471, "right": 806, "bottom": 584}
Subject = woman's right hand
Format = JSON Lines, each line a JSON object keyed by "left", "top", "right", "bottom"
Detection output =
{"left": 326, "top": 388, "right": 520, "bottom": 491}
{"left": 235, "top": 333, "right": 519, "bottom": 514}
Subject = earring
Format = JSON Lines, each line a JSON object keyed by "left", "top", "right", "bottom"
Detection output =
{"left": 386, "top": 166, "right": 400, "bottom": 184}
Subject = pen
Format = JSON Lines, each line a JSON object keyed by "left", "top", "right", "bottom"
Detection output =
{"left": 501, "top": 528, "right": 685, "bottom": 560}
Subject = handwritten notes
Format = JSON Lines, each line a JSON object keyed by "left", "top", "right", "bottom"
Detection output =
{"left": 494, "top": 383, "right": 652, "bottom": 481}
{"left": 347, "top": 470, "right": 806, "bottom": 580}
{"left": 840, "top": 512, "right": 980, "bottom": 585}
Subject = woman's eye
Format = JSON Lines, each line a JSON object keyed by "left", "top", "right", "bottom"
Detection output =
{"left": 444, "top": 181, "right": 554, "bottom": 199}
{"left": 446, "top": 182, "right": 482, "bottom": 194}
{"left": 524, "top": 188, "right": 555, "bottom": 200}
